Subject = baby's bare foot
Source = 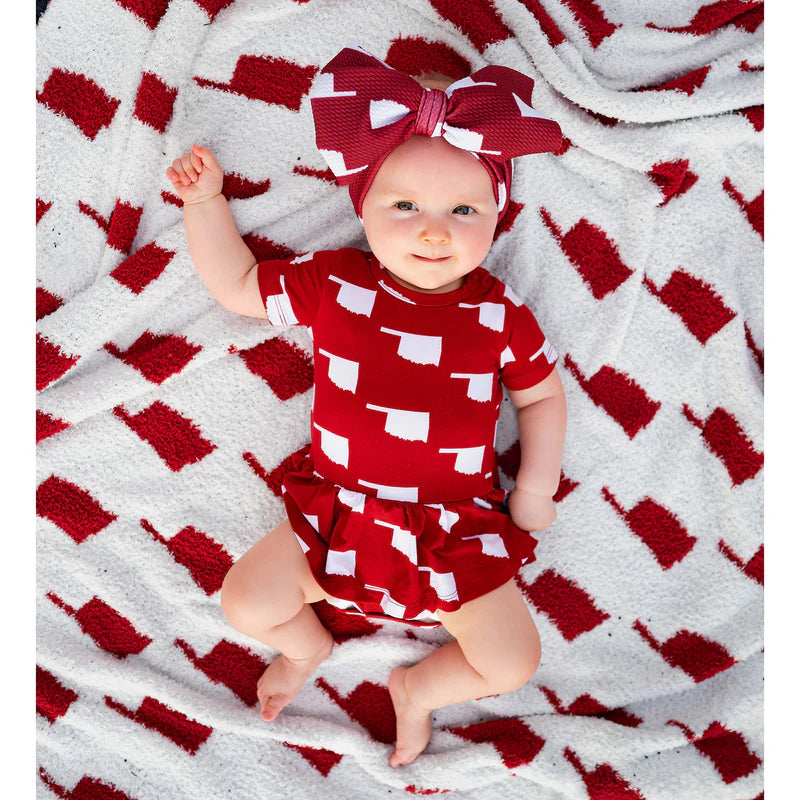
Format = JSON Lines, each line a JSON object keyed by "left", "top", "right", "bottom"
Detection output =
{"left": 257, "top": 631, "right": 333, "bottom": 722}
{"left": 388, "top": 665, "right": 432, "bottom": 768}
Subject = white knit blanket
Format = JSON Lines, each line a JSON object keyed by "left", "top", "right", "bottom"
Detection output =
{"left": 36, "top": 1, "right": 764, "bottom": 797}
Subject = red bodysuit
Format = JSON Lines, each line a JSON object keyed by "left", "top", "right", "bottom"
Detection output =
{"left": 258, "top": 247, "right": 557, "bottom": 626}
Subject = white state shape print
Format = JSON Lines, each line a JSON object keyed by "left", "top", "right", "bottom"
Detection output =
{"left": 473, "top": 497, "right": 493, "bottom": 510}
{"left": 366, "top": 404, "right": 430, "bottom": 441}
{"left": 375, "top": 519, "right": 418, "bottom": 565}
{"left": 329, "top": 276, "right": 376, "bottom": 316}
{"left": 302, "top": 512, "right": 319, "bottom": 532}
{"left": 497, "top": 181, "right": 506, "bottom": 212}
{"left": 265, "top": 274, "right": 299, "bottom": 326}
{"left": 424, "top": 503, "right": 460, "bottom": 533}
{"left": 450, "top": 372, "right": 493, "bottom": 402}
{"left": 462, "top": 533, "right": 509, "bottom": 558}
{"left": 319, "top": 348, "right": 359, "bottom": 393}
{"left": 459, "top": 301, "right": 506, "bottom": 331}
{"left": 326, "top": 549, "right": 357, "bottom": 577}
{"left": 358, "top": 479, "right": 418, "bottom": 502}
{"left": 504, "top": 285, "right": 523, "bottom": 306}
{"left": 370, "top": 99, "right": 410, "bottom": 129}
{"left": 531, "top": 338, "right": 558, "bottom": 364}
{"left": 380, "top": 327, "right": 442, "bottom": 365}
{"left": 418, "top": 566, "right": 458, "bottom": 602}
{"left": 500, "top": 345, "right": 515, "bottom": 368}
{"left": 309, "top": 72, "right": 356, "bottom": 100}
{"left": 318, "top": 149, "right": 368, "bottom": 178}
{"left": 290, "top": 251, "right": 315, "bottom": 264}
{"left": 338, "top": 487, "right": 366, "bottom": 513}
{"left": 439, "top": 445, "right": 485, "bottom": 475}
{"left": 314, "top": 422, "right": 349, "bottom": 467}
{"left": 364, "top": 583, "right": 407, "bottom": 618}
{"left": 293, "top": 533, "right": 310, "bottom": 554}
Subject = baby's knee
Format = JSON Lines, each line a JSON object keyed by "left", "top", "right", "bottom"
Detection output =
{"left": 487, "top": 627, "right": 542, "bottom": 692}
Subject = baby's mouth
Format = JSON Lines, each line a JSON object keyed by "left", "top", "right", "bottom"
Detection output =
{"left": 413, "top": 254, "right": 451, "bottom": 262}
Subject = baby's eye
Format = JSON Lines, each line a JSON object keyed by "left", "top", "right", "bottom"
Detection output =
{"left": 453, "top": 205, "right": 475, "bottom": 215}
{"left": 394, "top": 201, "right": 417, "bottom": 211}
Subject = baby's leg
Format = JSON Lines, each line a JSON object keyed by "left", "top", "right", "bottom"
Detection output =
{"left": 388, "top": 579, "right": 541, "bottom": 767}
{"left": 220, "top": 519, "right": 334, "bottom": 721}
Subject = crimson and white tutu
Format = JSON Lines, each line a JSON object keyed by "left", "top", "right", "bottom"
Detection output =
{"left": 281, "top": 444, "right": 538, "bottom": 627}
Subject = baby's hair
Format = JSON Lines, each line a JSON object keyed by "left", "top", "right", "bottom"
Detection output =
{"left": 413, "top": 71, "right": 453, "bottom": 91}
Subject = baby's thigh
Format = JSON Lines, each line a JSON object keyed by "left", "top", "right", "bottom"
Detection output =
{"left": 220, "top": 519, "right": 331, "bottom": 626}
{"left": 437, "top": 580, "right": 541, "bottom": 687}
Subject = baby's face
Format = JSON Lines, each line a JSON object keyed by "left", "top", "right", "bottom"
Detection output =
{"left": 361, "top": 136, "right": 499, "bottom": 294}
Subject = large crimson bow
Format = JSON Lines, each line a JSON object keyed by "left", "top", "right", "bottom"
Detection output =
{"left": 309, "top": 44, "right": 563, "bottom": 220}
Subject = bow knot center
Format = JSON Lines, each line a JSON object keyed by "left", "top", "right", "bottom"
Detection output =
{"left": 413, "top": 88, "right": 448, "bottom": 137}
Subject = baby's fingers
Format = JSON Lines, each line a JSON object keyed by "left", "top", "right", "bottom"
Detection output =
{"left": 192, "top": 143, "right": 222, "bottom": 174}
{"left": 180, "top": 151, "right": 200, "bottom": 182}
{"left": 170, "top": 157, "right": 192, "bottom": 185}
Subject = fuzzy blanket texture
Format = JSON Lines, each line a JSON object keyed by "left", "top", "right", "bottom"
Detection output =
{"left": 35, "top": 1, "right": 764, "bottom": 798}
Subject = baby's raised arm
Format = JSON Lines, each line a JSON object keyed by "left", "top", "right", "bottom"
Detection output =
{"left": 166, "top": 144, "right": 265, "bottom": 318}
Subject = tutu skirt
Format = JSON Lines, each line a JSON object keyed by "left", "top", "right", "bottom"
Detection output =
{"left": 281, "top": 445, "right": 539, "bottom": 627}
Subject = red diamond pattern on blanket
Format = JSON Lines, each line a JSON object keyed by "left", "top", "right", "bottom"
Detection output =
{"left": 235, "top": 337, "right": 314, "bottom": 400}
{"left": 36, "top": 333, "right": 79, "bottom": 390}
{"left": 39, "top": 768, "right": 137, "bottom": 800}
{"left": 682, "top": 404, "right": 764, "bottom": 486}
{"left": 633, "top": 65, "right": 713, "bottom": 96}
{"left": 104, "top": 694, "right": 213, "bottom": 755}
{"left": 385, "top": 36, "right": 472, "bottom": 81}
{"left": 648, "top": 159, "right": 699, "bottom": 206}
{"left": 564, "top": 355, "right": 661, "bottom": 438}
{"left": 141, "top": 519, "right": 234, "bottom": 595}
{"left": 524, "top": 570, "right": 611, "bottom": 641}
{"left": 47, "top": 592, "right": 153, "bottom": 659}
{"left": 540, "top": 209, "right": 634, "bottom": 299}
{"left": 284, "top": 743, "right": 344, "bottom": 777}
{"left": 602, "top": 487, "right": 697, "bottom": 570}
{"left": 36, "top": 286, "right": 63, "bottom": 320}
{"left": 220, "top": 172, "right": 271, "bottom": 200}
{"left": 106, "top": 200, "right": 144, "bottom": 254}
{"left": 192, "top": 0, "right": 237, "bottom": 22}
{"left": 667, "top": 719, "right": 761, "bottom": 784}
{"left": 561, "top": 0, "right": 620, "bottom": 48}
{"left": 36, "top": 197, "right": 52, "bottom": 224}
{"left": 446, "top": 718, "right": 546, "bottom": 769}
{"left": 110, "top": 241, "right": 175, "bottom": 293}
{"left": 428, "top": 0, "right": 513, "bottom": 53}
{"left": 564, "top": 747, "right": 646, "bottom": 800}
{"left": 36, "top": 68, "right": 120, "bottom": 140}
{"left": 36, "top": 666, "right": 79, "bottom": 724}
{"left": 133, "top": 72, "right": 178, "bottom": 134}
{"left": 722, "top": 177, "right": 764, "bottom": 239}
{"left": 643, "top": 268, "right": 737, "bottom": 344}
{"left": 646, "top": 1, "right": 764, "bottom": 36}
{"left": 194, "top": 55, "right": 317, "bottom": 111}
{"left": 316, "top": 675, "right": 396, "bottom": 744}
{"left": 516, "top": 0, "right": 567, "bottom": 47}
{"left": 175, "top": 638, "right": 264, "bottom": 706}
{"left": 717, "top": 540, "right": 764, "bottom": 585}
{"left": 37, "top": 475, "right": 118, "bottom": 542}
{"left": 539, "top": 685, "right": 644, "bottom": 727}
{"left": 113, "top": 400, "right": 217, "bottom": 471}
{"left": 104, "top": 331, "right": 203, "bottom": 384}
{"left": 634, "top": 620, "right": 737, "bottom": 682}
{"left": 36, "top": 409, "right": 70, "bottom": 443}
{"left": 115, "top": 0, "right": 170, "bottom": 31}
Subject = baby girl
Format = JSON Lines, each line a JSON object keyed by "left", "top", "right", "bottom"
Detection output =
{"left": 166, "top": 44, "right": 566, "bottom": 769}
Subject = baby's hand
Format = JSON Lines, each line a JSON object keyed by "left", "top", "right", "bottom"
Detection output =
{"left": 165, "top": 143, "right": 224, "bottom": 205}
{"left": 507, "top": 486, "right": 557, "bottom": 533}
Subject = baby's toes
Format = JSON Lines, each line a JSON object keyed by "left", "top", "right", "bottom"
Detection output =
{"left": 261, "top": 694, "right": 288, "bottom": 721}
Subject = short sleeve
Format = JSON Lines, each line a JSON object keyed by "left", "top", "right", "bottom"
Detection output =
{"left": 499, "top": 301, "right": 558, "bottom": 390}
{"left": 257, "top": 249, "right": 341, "bottom": 327}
